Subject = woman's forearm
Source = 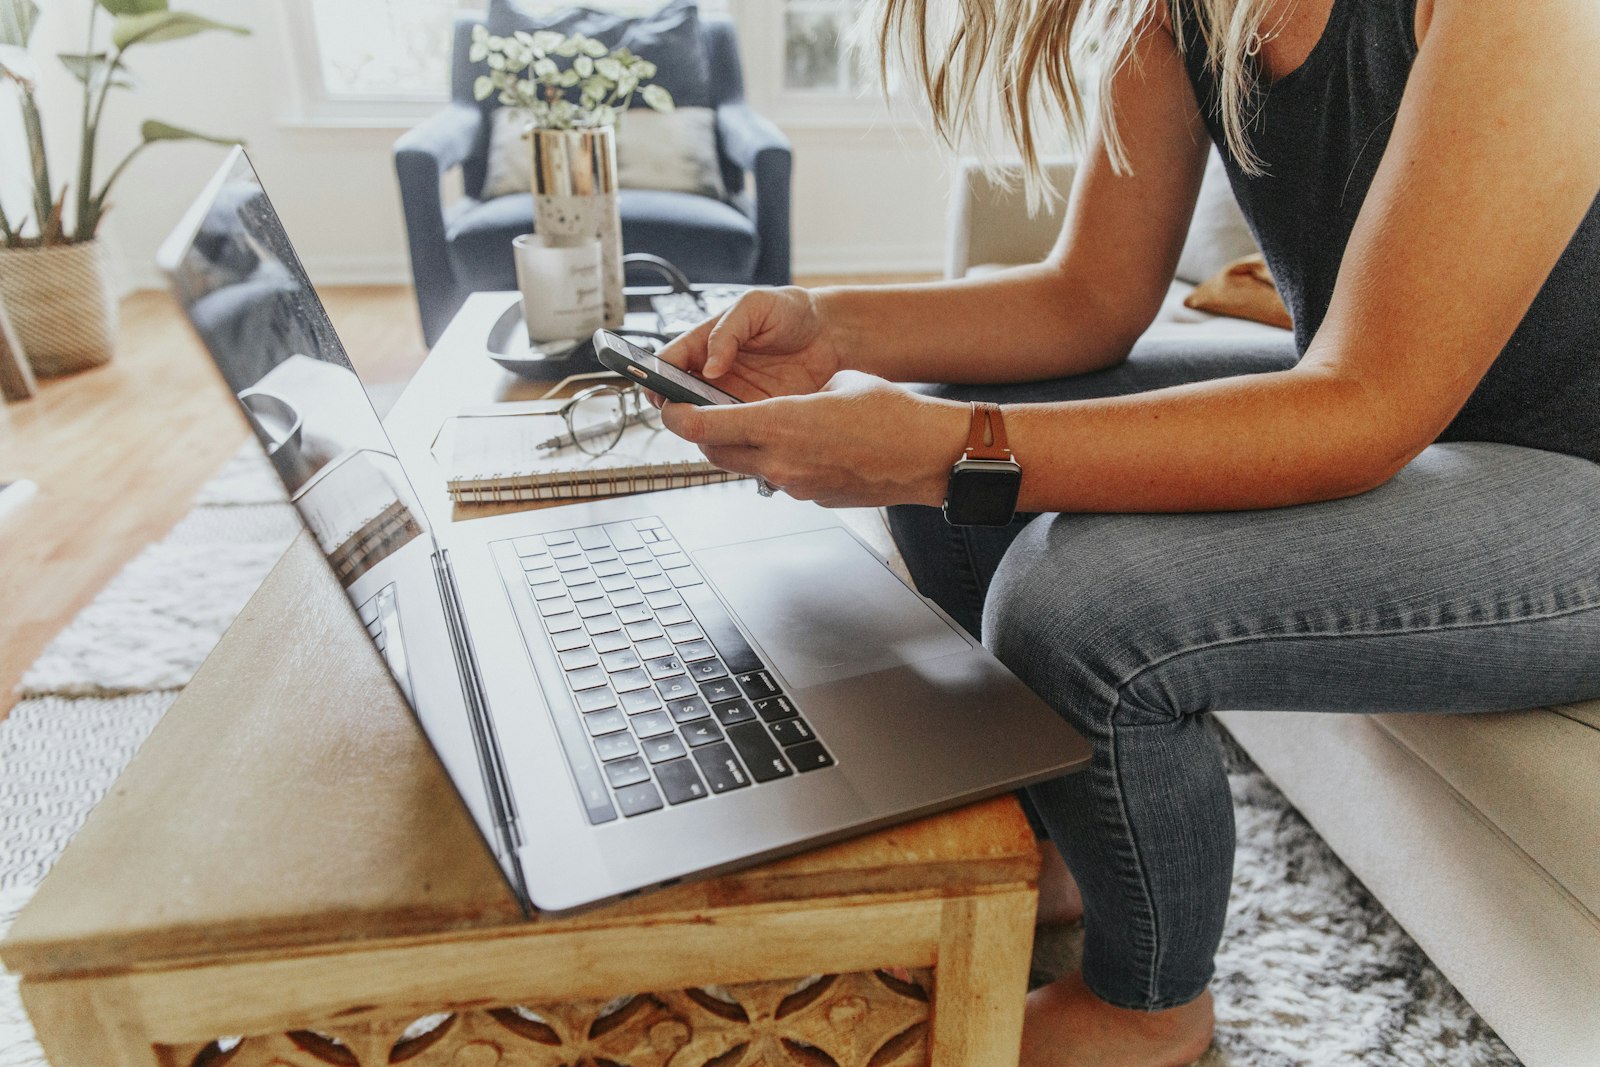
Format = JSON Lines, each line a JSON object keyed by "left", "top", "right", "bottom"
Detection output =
{"left": 814, "top": 262, "right": 1146, "bottom": 385}
{"left": 913, "top": 366, "right": 1421, "bottom": 513}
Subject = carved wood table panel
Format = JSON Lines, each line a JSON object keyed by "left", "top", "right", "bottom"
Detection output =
{"left": 1, "top": 298, "right": 1042, "bottom": 1067}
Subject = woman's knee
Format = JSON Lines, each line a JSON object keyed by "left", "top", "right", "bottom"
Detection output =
{"left": 982, "top": 514, "right": 1203, "bottom": 728}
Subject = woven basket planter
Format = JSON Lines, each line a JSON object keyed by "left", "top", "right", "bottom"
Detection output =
{"left": 0, "top": 240, "right": 118, "bottom": 377}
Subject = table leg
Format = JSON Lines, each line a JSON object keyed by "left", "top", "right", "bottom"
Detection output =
{"left": 20, "top": 978, "right": 165, "bottom": 1067}
{"left": 929, "top": 885, "right": 1038, "bottom": 1067}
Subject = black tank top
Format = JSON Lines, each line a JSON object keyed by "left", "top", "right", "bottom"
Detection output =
{"left": 1179, "top": 0, "right": 1600, "bottom": 464}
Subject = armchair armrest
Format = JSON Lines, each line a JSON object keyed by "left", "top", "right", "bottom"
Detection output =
{"left": 394, "top": 104, "right": 484, "bottom": 345}
{"left": 946, "top": 157, "right": 1077, "bottom": 279}
{"left": 717, "top": 102, "right": 792, "bottom": 286}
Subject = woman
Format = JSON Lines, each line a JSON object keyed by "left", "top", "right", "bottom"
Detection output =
{"left": 658, "top": 0, "right": 1600, "bottom": 1062}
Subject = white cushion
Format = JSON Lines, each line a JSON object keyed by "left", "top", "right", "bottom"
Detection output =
{"left": 481, "top": 106, "right": 727, "bottom": 201}
{"left": 1175, "top": 150, "right": 1261, "bottom": 286}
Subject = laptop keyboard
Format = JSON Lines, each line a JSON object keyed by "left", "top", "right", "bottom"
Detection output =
{"left": 503, "top": 517, "right": 834, "bottom": 824}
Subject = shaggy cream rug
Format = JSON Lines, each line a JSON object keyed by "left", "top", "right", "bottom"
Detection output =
{"left": 0, "top": 448, "right": 1521, "bottom": 1066}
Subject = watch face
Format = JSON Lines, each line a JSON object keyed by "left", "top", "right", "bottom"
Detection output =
{"left": 944, "top": 460, "right": 1022, "bottom": 527}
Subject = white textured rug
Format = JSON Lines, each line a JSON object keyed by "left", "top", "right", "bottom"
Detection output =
{"left": 0, "top": 448, "right": 1520, "bottom": 1066}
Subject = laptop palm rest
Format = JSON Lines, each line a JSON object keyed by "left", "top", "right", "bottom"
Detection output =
{"left": 694, "top": 527, "right": 972, "bottom": 690}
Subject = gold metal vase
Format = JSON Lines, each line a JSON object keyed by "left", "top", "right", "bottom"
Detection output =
{"left": 528, "top": 125, "right": 625, "bottom": 328}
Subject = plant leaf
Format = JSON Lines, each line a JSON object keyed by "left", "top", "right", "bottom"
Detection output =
{"left": 112, "top": 11, "right": 248, "bottom": 51}
{"left": 97, "top": 0, "right": 167, "bottom": 15}
{"left": 58, "top": 52, "right": 137, "bottom": 91}
{"left": 140, "top": 119, "right": 237, "bottom": 146}
{"left": 641, "top": 84, "right": 673, "bottom": 112}
{"left": 0, "top": 0, "right": 38, "bottom": 49}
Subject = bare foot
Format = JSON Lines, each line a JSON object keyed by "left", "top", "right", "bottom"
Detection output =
{"left": 1020, "top": 970, "right": 1214, "bottom": 1067}
{"left": 1036, "top": 840, "right": 1084, "bottom": 926}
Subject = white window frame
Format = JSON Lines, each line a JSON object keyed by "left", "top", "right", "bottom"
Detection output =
{"left": 273, "top": 0, "right": 916, "bottom": 131}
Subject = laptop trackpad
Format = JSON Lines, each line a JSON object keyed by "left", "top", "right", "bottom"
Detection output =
{"left": 694, "top": 527, "right": 971, "bottom": 690}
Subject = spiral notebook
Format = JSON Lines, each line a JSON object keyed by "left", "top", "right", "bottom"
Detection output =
{"left": 443, "top": 399, "right": 745, "bottom": 504}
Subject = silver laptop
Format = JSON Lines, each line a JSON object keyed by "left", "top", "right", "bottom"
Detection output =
{"left": 159, "top": 148, "right": 1089, "bottom": 913}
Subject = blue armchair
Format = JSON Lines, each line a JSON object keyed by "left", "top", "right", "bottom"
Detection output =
{"left": 394, "top": 13, "right": 792, "bottom": 346}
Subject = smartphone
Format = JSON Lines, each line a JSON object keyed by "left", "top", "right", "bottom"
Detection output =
{"left": 592, "top": 329, "right": 742, "bottom": 407}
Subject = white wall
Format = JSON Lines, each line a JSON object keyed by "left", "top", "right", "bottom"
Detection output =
{"left": 25, "top": 0, "right": 954, "bottom": 297}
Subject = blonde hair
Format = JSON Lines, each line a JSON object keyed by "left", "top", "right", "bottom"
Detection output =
{"left": 873, "top": 0, "right": 1280, "bottom": 197}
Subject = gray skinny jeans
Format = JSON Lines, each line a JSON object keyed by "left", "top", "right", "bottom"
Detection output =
{"left": 886, "top": 334, "right": 1600, "bottom": 1011}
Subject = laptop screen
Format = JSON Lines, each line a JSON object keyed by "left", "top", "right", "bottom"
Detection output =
{"left": 158, "top": 148, "right": 522, "bottom": 899}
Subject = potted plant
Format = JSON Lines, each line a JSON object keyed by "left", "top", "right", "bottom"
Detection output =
{"left": 0, "top": 0, "right": 246, "bottom": 375}
{"left": 472, "top": 27, "right": 674, "bottom": 328}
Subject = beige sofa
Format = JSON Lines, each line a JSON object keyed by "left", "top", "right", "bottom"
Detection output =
{"left": 946, "top": 156, "right": 1600, "bottom": 1067}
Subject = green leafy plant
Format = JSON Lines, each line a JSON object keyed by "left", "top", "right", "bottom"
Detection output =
{"left": 0, "top": 0, "right": 247, "bottom": 248}
{"left": 471, "top": 26, "right": 673, "bottom": 130}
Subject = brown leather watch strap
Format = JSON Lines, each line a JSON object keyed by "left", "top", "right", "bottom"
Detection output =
{"left": 964, "top": 402, "right": 1013, "bottom": 461}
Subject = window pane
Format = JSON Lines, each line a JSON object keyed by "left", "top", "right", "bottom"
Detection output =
{"left": 783, "top": 8, "right": 843, "bottom": 92}
{"left": 309, "top": 0, "right": 473, "bottom": 98}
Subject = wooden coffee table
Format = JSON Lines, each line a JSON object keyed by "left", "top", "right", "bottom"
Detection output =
{"left": 1, "top": 295, "right": 1047, "bottom": 1067}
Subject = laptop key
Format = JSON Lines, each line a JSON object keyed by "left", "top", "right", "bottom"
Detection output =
{"left": 544, "top": 611, "right": 582, "bottom": 633}
{"left": 566, "top": 665, "right": 608, "bottom": 691}
{"left": 615, "top": 602, "right": 651, "bottom": 624}
{"left": 641, "top": 734, "right": 688, "bottom": 764}
{"left": 604, "top": 756, "right": 651, "bottom": 788}
{"left": 558, "top": 567, "right": 596, "bottom": 587}
{"left": 604, "top": 522, "right": 645, "bottom": 551}
{"left": 584, "top": 613, "right": 622, "bottom": 635}
{"left": 556, "top": 555, "right": 590, "bottom": 573}
{"left": 551, "top": 628, "right": 591, "bottom": 653}
{"left": 655, "top": 758, "right": 708, "bottom": 804}
{"left": 727, "top": 722, "right": 793, "bottom": 783}
{"left": 575, "top": 686, "right": 618, "bottom": 713}
{"left": 754, "top": 696, "right": 799, "bottom": 723}
{"left": 657, "top": 552, "right": 690, "bottom": 569}
{"left": 621, "top": 688, "right": 663, "bottom": 715}
{"left": 667, "top": 695, "right": 711, "bottom": 722}
{"left": 656, "top": 675, "right": 698, "bottom": 702}
{"left": 549, "top": 541, "right": 582, "bottom": 558}
{"left": 645, "top": 590, "right": 683, "bottom": 610}
{"left": 611, "top": 668, "right": 652, "bottom": 693}
{"left": 513, "top": 536, "right": 548, "bottom": 557}
{"left": 691, "top": 660, "right": 729, "bottom": 683}
{"left": 620, "top": 547, "right": 653, "bottom": 566}
{"left": 693, "top": 743, "right": 751, "bottom": 793}
{"left": 786, "top": 740, "right": 835, "bottom": 772}
{"left": 629, "top": 562, "right": 663, "bottom": 579}
{"left": 584, "top": 708, "right": 627, "bottom": 736}
{"left": 699, "top": 677, "right": 740, "bottom": 704}
{"left": 545, "top": 531, "right": 576, "bottom": 546}
{"left": 601, "top": 574, "right": 635, "bottom": 593}
{"left": 593, "top": 630, "right": 631, "bottom": 654}
{"left": 591, "top": 559, "right": 627, "bottom": 578}
{"left": 584, "top": 546, "right": 619, "bottom": 564}
{"left": 680, "top": 718, "right": 725, "bottom": 747}
{"left": 657, "top": 604, "right": 693, "bottom": 627}
{"left": 537, "top": 596, "right": 575, "bottom": 618}
{"left": 636, "top": 575, "right": 672, "bottom": 595}
{"left": 645, "top": 656, "right": 686, "bottom": 681}
{"left": 635, "top": 636, "right": 674, "bottom": 661}
{"left": 559, "top": 647, "right": 599, "bottom": 671}
{"left": 667, "top": 623, "right": 705, "bottom": 644}
{"left": 576, "top": 526, "right": 610, "bottom": 550}
{"left": 530, "top": 581, "right": 566, "bottom": 601}
{"left": 601, "top": 649, "right": 641, "bottom": 673}
{"left": 593, "top": 732, "right": 638, "bottom": 761}
{"left": 768, "top": 717, "right": 816, "bottom": 747}
{"left": 629, "top": 710, "right": 675, "bottom": 739}
{"left": 679, "top": 585, "right": 763, "bottom": 674}
{"left": 615, "top": 780, "right": 664, "bottom": 817}
{"left": 676, "top": 639, "right": 716, "bottom": 662}
{"left": 670, "top": 569, "right": 704, "bottom": 589}
{"left": 736, "top": 671, "right": 781, "bottom": 700}
{"left": 577, "top": 599, "right": 613, "bottom": 619}
{"left": 626, "top": 620, "right": 664, "bottom": 642}
{"left": 712, "top": 699, "right": 758, "bottom": 727}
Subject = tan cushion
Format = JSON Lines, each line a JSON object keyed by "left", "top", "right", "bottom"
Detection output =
{"left": 1553, "top": 698, "right": 1600, "bottom": 731}
{"left": 1372, "top": 709, "right": 1600, "bottom": 916}
{"left": 1183, "top": 253, "right": 1293, "bottom": 329}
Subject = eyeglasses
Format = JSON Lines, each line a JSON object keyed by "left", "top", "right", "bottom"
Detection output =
{"left": 537, "top": 384, "right": 663, "bottom": 456}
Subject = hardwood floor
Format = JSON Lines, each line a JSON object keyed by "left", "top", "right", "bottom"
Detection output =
{"left": 0, "top": 276, "right": 933, "bottom": 719}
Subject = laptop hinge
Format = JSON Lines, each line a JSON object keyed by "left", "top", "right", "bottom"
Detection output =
{"left": 432, "top": 549, "right": 529, "bottom": 906}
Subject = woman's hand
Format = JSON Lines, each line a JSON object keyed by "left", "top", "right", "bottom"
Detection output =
{"left": 656, "top": 286, "right": 846, "bottom": 402}
{"left": 659, "top": 371, "right": 969, "bottom": 509}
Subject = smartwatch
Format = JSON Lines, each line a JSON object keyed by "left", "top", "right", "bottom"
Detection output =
{"left": 943, "top": 402, "right": 1022, "bottom": 527}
